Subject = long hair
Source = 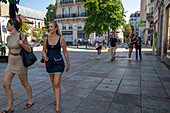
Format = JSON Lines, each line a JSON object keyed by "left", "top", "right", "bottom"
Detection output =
{"left": 49, "top": 21, "right": 61, "bottom": 36}
{"left": 8, "top": 19, "right": 21, "bottom": 31}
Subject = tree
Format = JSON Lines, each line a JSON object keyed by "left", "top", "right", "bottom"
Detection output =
{"left": 21, "top": 21, "right": 31, "bottom": 37}
{"left": 44, "top": 4, "right": 56, "bottom": 29}
{"left": 124, "top": 24, "right": 131, "bottom": 39}
{"left": 32, "top": 28, "right": 44, "bottom": 40}
{"left": 0, "top": 0, "right": 20, "bottom": 4}
{"left": 82, "top": 0, "right": 126, "bottom": 35}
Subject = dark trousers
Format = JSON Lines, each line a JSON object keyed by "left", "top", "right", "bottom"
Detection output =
{"left": 135, "top": 46, "right": 142, "bottom": 59}
{"left": 1, "top": 47, "right": 6, "bottom": 56}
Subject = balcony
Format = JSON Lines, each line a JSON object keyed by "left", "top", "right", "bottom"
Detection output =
{"left": 147, "top": 12, "right": 153, "bottom": 19}
{"left": 78, "top": 26, "right": 82, "bottom": 29}
{"left": 54, "top": 13, "right": 86, "bottom": 19}
{"left": 60, "top": 0, "right": 73, "bottom": 4}
{"left": 69, "top": 26, "right": 73, "bottom": 29}
{"left": 76, "top": 0, "right": 81, "bottom": 2}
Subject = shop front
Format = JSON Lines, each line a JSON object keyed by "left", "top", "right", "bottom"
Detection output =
{"left": 62, "top": 31, "right": 73, "bottom": 45}
{"left": 164, "top": 5, "right": 170, "bottom": 59}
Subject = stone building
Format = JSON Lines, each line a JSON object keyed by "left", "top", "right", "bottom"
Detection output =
{"left": 129, "top": 11, "right": 140, "bottom": 35}
{"left": 0, "top": 2, "right": 45, "bottom": 43}
{"left": 54, "top": 0, "right": 124, "bottom": 45}
{"left": 139, "top": 0, "right": 154, "bottom": 43}
{"left": 153, "top": 0, "right": 170, "bottom": 64}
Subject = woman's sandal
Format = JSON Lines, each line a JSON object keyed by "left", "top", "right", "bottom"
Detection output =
{"left": 55, "top": 111, "right": 61, "bottom": 113}
{"left": 24, "top": 102, "right": 34, "bottom": 109}
{"left": 1, "top": 109, "right": 14, "bottom": 113}
{"left": 53, "top": 101, "right": 56, "bottom": 105}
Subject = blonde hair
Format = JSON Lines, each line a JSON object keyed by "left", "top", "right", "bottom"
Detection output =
{"left": 49, "top": 21, "right": 61, "bottom": 36}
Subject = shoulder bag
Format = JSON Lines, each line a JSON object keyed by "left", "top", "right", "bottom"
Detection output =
{"left": 19, "top": 34, "right": 37, "bottom": 67}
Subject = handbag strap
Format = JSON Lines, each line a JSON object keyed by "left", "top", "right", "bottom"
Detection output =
{"left": 19, "top": 34, "right": 33, "bottom": 51}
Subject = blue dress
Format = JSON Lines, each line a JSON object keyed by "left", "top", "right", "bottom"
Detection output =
{"left": 46, "top": 36, "right": 65, "bottom": 73}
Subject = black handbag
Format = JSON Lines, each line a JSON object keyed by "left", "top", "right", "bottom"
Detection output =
{"left": 19, "top": 34, "right": 37, "bottom": 67}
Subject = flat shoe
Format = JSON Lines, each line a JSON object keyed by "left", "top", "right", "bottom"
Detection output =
{"left": 53, "top": 101, "right": 56, "bottom": 105}
{"left": 24, "top": 102, "right": 34, "bottom": 109}
{"left": 1, "top": 109, "right": 14, "bottom": 113}
{"left": 55, "top": 111, "right": 61, "bottom": 113}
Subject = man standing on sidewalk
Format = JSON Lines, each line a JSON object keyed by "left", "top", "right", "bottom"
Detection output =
{"left": 134, "top": 33, "right": 142, "bottom": 60}
{"left": 109, "top": 33, "right": 117, "bottom": 61}
{"left": 95, "top": 33, "right": 103, "bottom": 59}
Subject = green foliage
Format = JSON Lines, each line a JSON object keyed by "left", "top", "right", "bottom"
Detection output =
{"left": 33, "top": 28, "right": 44, "bottom": 40}
{"left": 32, "top": 31, "right": 36, "bottom": 37}
{"left": 0, "top": 0, "right": 20, "bottom": 4}
{"left": 21, "top": 21, "right": 31, "bottom": 37}
{"left": 82, "top": 0, "right": 126, "bottom": 35}
{"left": 124, "top": 24, "right": 131, "bottom": 39}
{"left": 44, "top": 4, "right": 56, "bottom": 29}
{"left": 32, "top": 28, "right": 49, "bottom": 41}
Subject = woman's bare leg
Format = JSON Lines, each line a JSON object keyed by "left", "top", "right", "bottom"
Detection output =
{"left": 19, "top": 74, "right": 33, "bottom": 104}
{"left": 53, "top": 73, "right": 62, "bottom": 111}
{"left": 2, "top": 72, "right": 15, "bottom": 111}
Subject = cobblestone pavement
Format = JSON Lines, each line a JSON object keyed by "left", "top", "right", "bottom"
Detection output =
{"left": 0, "top": 45, "right": 170, "bottom": 113}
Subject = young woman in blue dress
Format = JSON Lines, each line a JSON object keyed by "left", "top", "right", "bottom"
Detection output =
{"left": 42, "top": 21, "right": 70, "bottom": 113}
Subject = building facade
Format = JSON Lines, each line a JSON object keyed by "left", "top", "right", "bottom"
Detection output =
{"left": 129, "top": 11, "right": 140, "bottom": 35}
{"left": 139, "top": 0, "right": 154, "bottom": 44}
{"left": 0, "top": 2, "right": 46, "bottom": 43}
{"left": 153, "top": 0, "right": 170, "bottom": 63}
{"left": 55, "top": 0, "right": 124, "bottom": 45}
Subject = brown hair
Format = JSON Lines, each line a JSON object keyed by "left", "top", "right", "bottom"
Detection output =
{"left": 49, "top": 21, "right": 61, "bottom": 36}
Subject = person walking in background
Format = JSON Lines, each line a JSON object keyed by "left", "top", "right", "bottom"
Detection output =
{"left": 146, "top": 39, "right": 150, "bottom": 47}
{"left": 128, "top": 34, "right": 136, "bottom": 60}
{"left": 1, "top": 41, "right": 6, "bottom": 56}
{"left": 134, "top": 33, "right": 142, "bottom": 60}
{"left": 1, "top": 19, "right": 34, "bottom": 113}
{"left": 42, "top": 21, "right": 70, "bottom": 113}
{"left": 109, "top": 33, "right": 117, "bottom": 61}
{"left": 95, "top": 33, "right": 103, "bottom": 60}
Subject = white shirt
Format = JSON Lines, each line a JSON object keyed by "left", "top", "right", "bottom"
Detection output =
{"left": 95, "top": 36, "right": 103, "bottom": 43}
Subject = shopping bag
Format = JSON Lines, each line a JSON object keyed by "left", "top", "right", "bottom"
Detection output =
{"left": 107, "top": 48, "right": 110, "bottom": 53}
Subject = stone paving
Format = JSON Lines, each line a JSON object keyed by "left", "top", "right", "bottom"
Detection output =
{"left": 0, "top": 45, "right": 170, "bottom": 113}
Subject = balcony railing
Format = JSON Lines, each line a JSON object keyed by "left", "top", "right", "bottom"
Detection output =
{"left": 76, "top": 0, "right": 81, "bottom": 2}
{"left": 147, "top": 12, "right": 153, "bottom": 19}
{"left": 69, "top": 26, "right": 73, "bottom": 29}
{"left": 54, "top": 13, "right": 86, "bottom": 19}
{"left": 60, "top": 0, "right": 73, "bottom": 4}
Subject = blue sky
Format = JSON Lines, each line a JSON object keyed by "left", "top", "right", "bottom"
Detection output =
{"left": 19, "top": 0, "right": 140, "bottom": 23}
{"left": 122, "top": 0, "right": 140, "bottom": 23}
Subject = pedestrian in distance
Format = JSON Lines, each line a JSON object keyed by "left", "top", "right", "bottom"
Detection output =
{"left": 42, "top": 21, "right": 70, "bottom": 113}
{"left": 109, "top": 33, "right": 117, "bottom": 61}
{"left": 1, "top": 41, "right": 6, "bottom": 56}
{"left": 134, "top": 33, "right": 142, "bottom": 60}
{"left": 95, "top": 33, "right": 103, "bottom": 60}
{"left": 146, "top": 39, "right": 150, "bottom": 47}
{"left": 128, "top": 34, "right": 136, "bottom": 61}
{"left": 1, "top": 19, "right": 34, "bottom": 113}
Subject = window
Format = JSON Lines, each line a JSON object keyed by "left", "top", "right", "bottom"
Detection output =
{"left": 35, "top": 21, "right": 36, "bottom": 28}
{"left": 69, "top": 8, "right": 72, "bottom": 17}
{"left": 62, "top": 8, "right": 66, "bottom": 18}
{"left": 78, "top": 22, "right": 82, "bottom": 29}
{"left": 69, "top": 22, "right": 73, "bottom": 29}
{"left": 78, "top": 7, "right": 81, "bottom": 16}
{"left": 62, "top": 23, "right": 66, "bottom": 29}
{"left": 38, "top": 22, "right": 40, "bottom": 28}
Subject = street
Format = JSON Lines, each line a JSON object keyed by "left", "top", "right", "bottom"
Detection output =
{"left": 0, "top": 45, "right": 170, "bottom": 113}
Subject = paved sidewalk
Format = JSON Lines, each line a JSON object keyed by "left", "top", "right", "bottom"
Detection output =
{"left": 0, "top": 46, "right": 170, "bottom": 113}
